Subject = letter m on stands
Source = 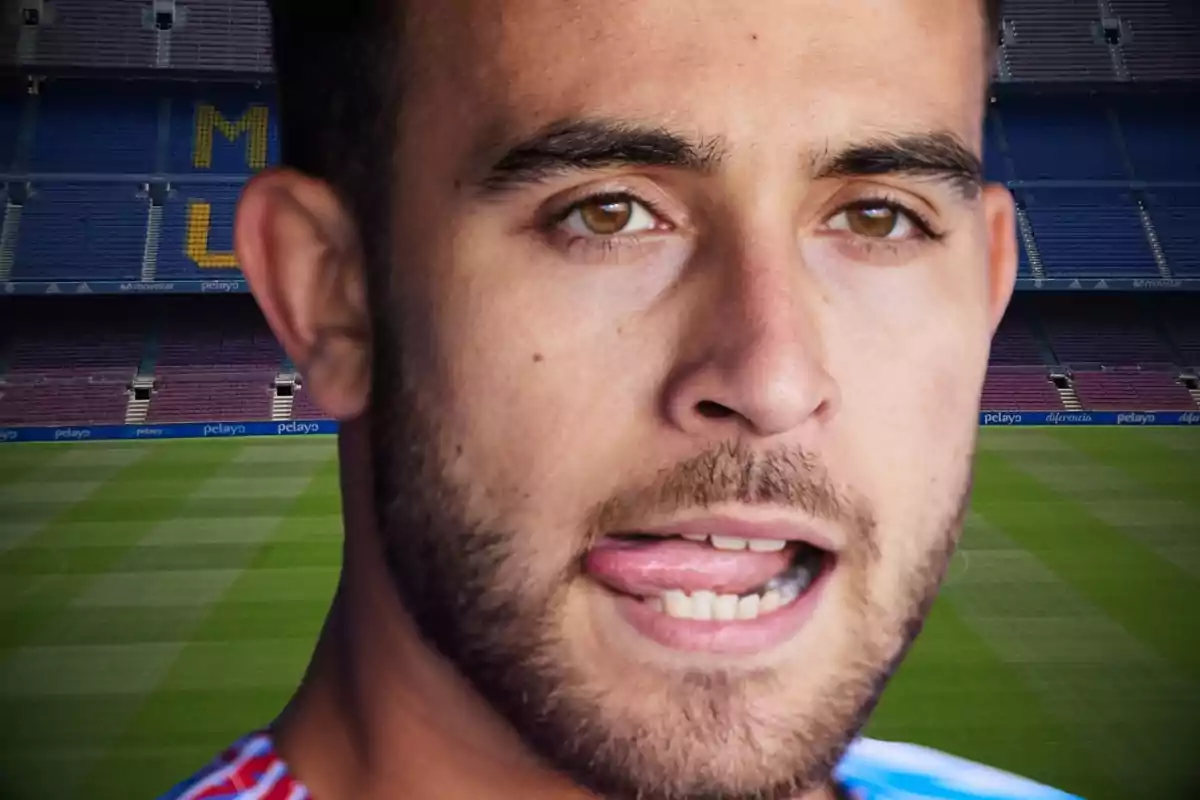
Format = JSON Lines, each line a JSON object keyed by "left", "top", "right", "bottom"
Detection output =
{"left": 192, "top": 104, "right": 269, "bottom": 171}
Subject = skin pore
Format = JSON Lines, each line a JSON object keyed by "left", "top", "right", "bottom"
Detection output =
{"left": 233, "top": 1, "right": 1017, "bottom": 799}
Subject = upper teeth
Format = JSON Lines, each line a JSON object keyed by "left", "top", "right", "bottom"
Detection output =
{"left": 681, "top": 534, "right": 787, "bottom": 552}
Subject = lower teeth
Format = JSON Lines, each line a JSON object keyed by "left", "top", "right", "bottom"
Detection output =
{"left": 646, "top": 557, "right": 822, "bottom": 622}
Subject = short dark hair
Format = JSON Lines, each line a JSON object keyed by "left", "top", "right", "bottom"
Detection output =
{"left": 265, "top": 0, "right": 402, "bottom": 289}
{"left": 266, "top": 0, "right": 1004, "bottom": 252}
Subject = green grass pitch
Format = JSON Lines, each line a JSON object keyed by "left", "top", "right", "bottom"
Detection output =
{"left": 0, "top": 429, "right": 1198, "bottom": 799}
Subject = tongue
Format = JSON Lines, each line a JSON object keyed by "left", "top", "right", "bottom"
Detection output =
{"left": 585, "top": 538, "right": 794, "bottom": 597}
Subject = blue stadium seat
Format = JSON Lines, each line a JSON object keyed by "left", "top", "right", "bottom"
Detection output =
{"left": 157, "top": 182, "right": 243, "bottom": 279}
{"left": 166, "top": 88, "right": 280, "bottom": 175}
{"left": 13, "top": 183, "right": 148, "bottom": 281}
{"left": 982, "top": 112, "right": 1007, "bottom": 183}
{"left": 28, "top": 84, "right": 159, "bottom": 174}
{"left": 1146, "top": 190, "right": 1200, "bottom": 278}
{"left": 1000, "top": 98, "right": 1127, "bottom": 181}
{"left": 1023, "top": 189, "right": 1158, "bottom": 278}
{"left": 1117, "top": 97, "right": 1200, "bottom": 181}
{"left": 0, "top": 92, "right": 20, "bottom": 171}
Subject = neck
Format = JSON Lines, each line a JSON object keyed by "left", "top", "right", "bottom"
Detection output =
{"left": 272, "top": 419, "right": 839, "bottom": 800}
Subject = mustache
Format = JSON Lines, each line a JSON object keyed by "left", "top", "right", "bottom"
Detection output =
{"left": 588, "top": 440, "right": 872, "bottom": 544}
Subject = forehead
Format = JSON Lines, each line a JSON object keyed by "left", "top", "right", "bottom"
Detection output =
{"left": 403, "top": 0, "right": 989, "bottom": 157}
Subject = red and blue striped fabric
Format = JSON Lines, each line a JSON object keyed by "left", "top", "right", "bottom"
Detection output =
{"left": 159, "top": 732, "right": 308, "bottom": 800}
{"left": 161, "top": 732, "right": 1083, "bottom": 799}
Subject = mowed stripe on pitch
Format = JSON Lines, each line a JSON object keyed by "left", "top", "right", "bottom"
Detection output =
{"left": 1046, "top": 427, "right": 1200, "bottom": 579}
{"left": 944, "top": 510, "right": 1197, "bottom": 800}
{"left": 0, "top": 439, "right": 332, "bottom": 800}
{"left": 973, "top": 432, "right": 1200, "bottom": 683}
{"left": 2, "top": 432, "right": 1195, "bottom": 800}
{"left": 0, "top": 441, "right": 250, "bottom": 798}
{"left": 0, "top": 444, "right": 150, "bottom": 556}
{"left": 81, "top": 441, "right": 340, "bottom": 799}
{"left": 865, "top": 596, "right": 1097, "bottom": 798}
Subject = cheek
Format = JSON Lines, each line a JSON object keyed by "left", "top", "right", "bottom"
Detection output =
{"left": 422, "top": 322, "right": 651, "bottom": 574}
{"left": 826, "top": 294, "right": 984, "bottom": 571}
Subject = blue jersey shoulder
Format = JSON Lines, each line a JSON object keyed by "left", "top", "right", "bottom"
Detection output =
{"left": 834, "top": 738, "right": 1084, "bottom": 800}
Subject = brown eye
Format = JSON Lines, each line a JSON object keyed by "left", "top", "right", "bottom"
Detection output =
{"left": 560, "top": 194, "right": 658, "bottom": 237}
{"left": 828, "top": 202, "right": 921, "bottom": 241}
{"left": 579, "top": 198, "right": 633, "bottom": 235}
{"left": 847, "top": 205, "right": 898, "bottom": 238}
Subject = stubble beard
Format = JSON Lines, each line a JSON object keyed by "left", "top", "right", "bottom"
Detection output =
{"left": 366, "top": 339, "right": 970, "bottom": 800}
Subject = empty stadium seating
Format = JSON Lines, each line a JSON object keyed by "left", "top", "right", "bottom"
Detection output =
{"left": 165, "top": 87, "right": 280, "bottom": 174}
{"left": 999, "top": 0, "right": 1118, "bottom": 82}
{"left": 989, "top": 313, "right": 1047, "bottom": 366}
{"left": 13, "top": 183, "right": 149, "bottom": 281}
{"left": 3, "top": 291, "right": 1196, "bottom": 427}
{"left": 1038, "top": 296, "right": 1179, "bottom": 366}
{"left": 981, "top": 367, "right": 1065, "bottom": 411}
{"left": 1117, "top": 97, "right": 1200, "bottom": 182}
{"left": 1022, "top": 189, "right": 1159, "bottom": 278}
{"left": 292, "top": 385, "right": 331, "bottom": 421}
{"left": 3, "top": 82, "right": 1199, "bottom": 285}
{"left": 1071, "top": 367, "right": 1197, "bottom": 410}
{"left": 0, "top": 374, "right": 130, "bottom": 425}
{"left": 160, "top": 1, "right": 274, "bottom": 75}
{"left": 156, "top": 343, "right": 278, "bottom": 374}
{"left": 2, "top": 12, "right": 1199, "bottom": 428}
{"left": 146, "top": 372, "right": 276, "bottom": 423}
{"left": 157, "top": 182, "right": 243, "bottom": 279}
{"left": 1146, "top": 190, "right": 1200, "bottom": 277}
{"left": 2, "top": 297, "right": 144, "bottom": 375}
{"left": 0, "top": 90, "right": 20, "bottom": 171}
{"left": 6, "top": 0, "right": 1200, "bottom": 82}
{"left": 4, "top": 0, "right": 160, "bottom": 72}
{"left": 1110, "top": 0, "right": 1200, "bottom": 82}
{"left": 28, "top": 84, "right": 159, "bottom": 174}
{"left": 1001, "top": 98, "right": 1127, "bottom": 181}
{"left": 1163, "top": 302, "right": 1200, "bottom": 367}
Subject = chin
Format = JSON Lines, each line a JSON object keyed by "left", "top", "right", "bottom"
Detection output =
{"left": 533, "top": 579, "right": 891, "bottom": 800}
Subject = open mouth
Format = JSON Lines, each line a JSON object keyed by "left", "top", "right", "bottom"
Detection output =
{"left": 585, "top": 524, "right": 835, "bottom": 623}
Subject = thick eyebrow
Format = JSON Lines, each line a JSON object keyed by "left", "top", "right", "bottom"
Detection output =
{"left": 477, "top": 119, "right": 725, "bottom": 193}
{"left": 812, "top": 133, "right": 984, "bottom": 199}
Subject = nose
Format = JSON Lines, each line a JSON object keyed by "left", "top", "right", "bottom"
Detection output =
{"left": 662, "top": 243, "right": 839, "bottom": 440}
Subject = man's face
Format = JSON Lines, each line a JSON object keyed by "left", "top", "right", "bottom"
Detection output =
{"left": 369, "top": 1, "right": 1012, "bottom": 797}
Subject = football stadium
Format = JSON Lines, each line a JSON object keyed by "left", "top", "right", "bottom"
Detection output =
{"left": 1, "top": 2, "right": 1199, "bottom": 799}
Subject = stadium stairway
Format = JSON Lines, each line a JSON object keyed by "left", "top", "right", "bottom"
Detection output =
{"left": 1014, "top": 205, "right": 1046, "bottom": 280}
{"left": 272, "top": 359, "right": 299, "bottom": 420}
{"left": 1135, "top": 196, "right": 1174, "bottom": 279}
{"left": 271, "top": 374, "right": 297, "bottom": 421}
{"left": 124, "top": 375, "right": 154, "bottom": 423}
{"left": 141, "top": 203, "right": 164, "bottom": 282}
{"left": 1050, "top": 370, "right": 1084, "bottom": 411}
{"left": 1185, "top": 373, "right": 1200, "bottom": 410}
{"left": 0, "top": 199, "right": 21, "bottom": 282}
{"left": 126, "top": 332, "right": 160, "bottom": 424}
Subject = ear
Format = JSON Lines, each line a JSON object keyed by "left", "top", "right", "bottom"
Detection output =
{"left": 981, "top": 183, "right": 1018, "bottom": 335}
{"left": 235, "top": 169, "right": 372, "bottom": 420}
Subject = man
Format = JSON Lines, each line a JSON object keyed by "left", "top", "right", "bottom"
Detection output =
{"left": 163, "top": 0, "right": 1081, "bottom": 798}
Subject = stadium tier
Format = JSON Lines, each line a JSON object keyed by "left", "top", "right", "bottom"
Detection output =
{"left": 2, "top": 293, "right": 1198, "bottom": 427}
{"left": 0, "top": 83, "right": 1197, "bottom": 286}
{"left": 6, "top": 0, "right": 1200, "bottom": 81}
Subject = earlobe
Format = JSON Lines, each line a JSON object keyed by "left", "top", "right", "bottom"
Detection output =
{"left": 235, "top": 169, "right": 373, "bottom": 420}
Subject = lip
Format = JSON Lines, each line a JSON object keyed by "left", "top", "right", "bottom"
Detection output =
{"left": 619, "top": 513, "right": 840, "bottom": 553}
{"left": 603, "top": 558, "right": 834, "bottom": 656}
